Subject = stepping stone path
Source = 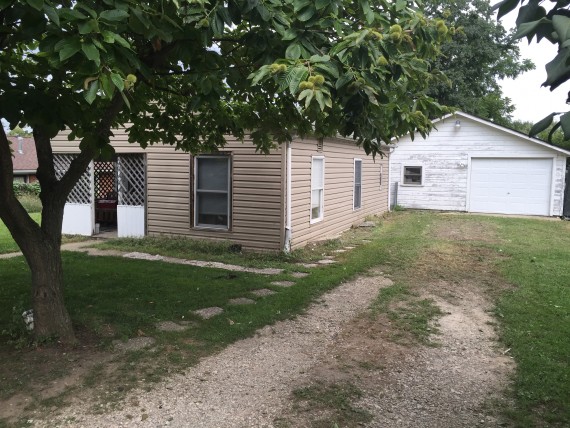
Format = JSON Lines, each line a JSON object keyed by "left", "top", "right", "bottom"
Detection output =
{"left": 251, "top": 289, "right": 276, "bottom": 297}
{"left": 291, "top": 272, "right": 309, "bottom": 278}
{"left": 122, "top": 252, "right": 283, "bottom": 275}
{"left": 317, "top": 259, "right": 336, "bottom": 265}
{"left": 270, "top": 280, "right": 296, "bottom": 288}
{"left": 193, "top": 307, "right": 224, "bottom": 319}
{"left": 344, "top": 246, "right": 355, "bottom": 250}
{"left": 156, "top": 321, "right": 189, "bottom": 332}
{"left": 113, "top": 337, "right": 156, "bottom": 352}
{"left": 333, "top": 249, "right": 347, "bottom": 253}
{"left": 228, "top": 298, "right": 255, "bottom": 305}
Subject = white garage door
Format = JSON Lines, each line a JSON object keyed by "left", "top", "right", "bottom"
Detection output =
{"left": 469, "top": 158, "right": 553, "bottom": 216}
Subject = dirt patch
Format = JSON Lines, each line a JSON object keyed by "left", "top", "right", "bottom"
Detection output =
{"left": 433, "top": 216, "right": 499, "bottom": 243}
{"left": 0, "top": 328, "right": 112, "bottom": 422}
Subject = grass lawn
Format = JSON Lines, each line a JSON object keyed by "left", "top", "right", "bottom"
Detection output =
{"left": 489, "top": 217, "right": 570, "bottom": 426}
{"left": 0, "top": 213, "right": 41, "bottom": 254}
{"left": 0, "top": 211, "right": 569, "bottom": 427}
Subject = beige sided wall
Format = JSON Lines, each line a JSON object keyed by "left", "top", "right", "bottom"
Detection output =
{"left": 289, "top": 137, "right": 388, "bottom": 250}
{"left": 51, "top": 131, "right": 285, "bottom": 251}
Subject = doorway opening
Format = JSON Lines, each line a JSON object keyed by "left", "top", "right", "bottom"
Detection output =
{"left": 94, "top": 160, "right": 117, "bottom": 236}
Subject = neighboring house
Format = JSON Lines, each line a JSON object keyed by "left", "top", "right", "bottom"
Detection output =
{"left": 10, "top": 136, "right": 38, "bottom": 183}
{"left": 389, "top": 112, "right": 570, "bottom": 217}
{"left": 51, "top": 130, "right": 389, "bottom": 251}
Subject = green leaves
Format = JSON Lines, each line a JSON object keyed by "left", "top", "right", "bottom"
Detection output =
{"left": 57, "top": 38, "right": 82, "bottom": 61}
{"left": 99, "top": 9, "right": 129, "bottom": 23}
{"left": 492, "top": 0, "right": 520, "bottom": 20}
{"left": 529, "top": 113, "right": 558, "bottom": 137}
{"left": 288, "top": 66, "right": 309, "bottom": 94}
{"left": 4, "top": 0, "right": 457, "bottom": 160}
{"left": 81, "top": 43, "right": 100, "bottom": 66}
{"left": 84, "top": 80, "right": 99, "bottom": 104}
{"left": 285, "top": 43, "right": 302, "bottom": 59}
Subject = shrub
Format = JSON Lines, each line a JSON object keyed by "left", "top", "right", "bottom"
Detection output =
{"left": 13, "top": 182, "right": 40, "bottom": 197}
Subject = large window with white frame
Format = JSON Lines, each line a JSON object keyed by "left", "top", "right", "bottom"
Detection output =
{"left": 353, "top": 158, "right": 362, "bottom": 210}
{"left": 311, "top": 156, "right": 324, "bottom": 222}
{"left": 194, "top": 155, "right": 231, "bottom": 229}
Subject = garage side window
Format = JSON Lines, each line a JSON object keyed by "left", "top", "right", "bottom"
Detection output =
{"left": 195, "top": 155, "right": 231, "bottom": 229}
{"left": 403, "top": 166, "right": 423, "bottom": 185}
{"left": 354, "top": 159, "right": 362, "bottom": 210}
{"left": 311, "top": 156, "right": 324, "bottom": 223}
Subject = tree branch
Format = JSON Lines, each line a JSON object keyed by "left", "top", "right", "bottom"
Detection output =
{"left": 0, "top": 128, "right": 42, "bottom": 247}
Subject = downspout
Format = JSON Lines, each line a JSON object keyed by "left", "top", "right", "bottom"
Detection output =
{"left": 284, "top": 141, "right": 292, "bottom": 252}
{"left": 387, "top": 145, "right": 397, "bottom": 210}
{"left": 387, "top": 148, "right": 392, "bottom": 211}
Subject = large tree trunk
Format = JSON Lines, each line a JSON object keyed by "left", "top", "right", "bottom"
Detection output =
{"left": 26, "top": 236, "right": 75, "bottom": 344}
{"left": 0, "top": 128, "right": 90, "bottom": 345}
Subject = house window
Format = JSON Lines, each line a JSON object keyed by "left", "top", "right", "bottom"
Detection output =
{"left": 195, "top": 155, "right": 231, "bottom": 229}
{"left": 311, "top": 156, "right": 324, "bottom": 222}
{"left": 403, "top": 166, "right": 423, "bottom": 185}
{"left": 354, "top": 159, "right": 362, "bottom": 210}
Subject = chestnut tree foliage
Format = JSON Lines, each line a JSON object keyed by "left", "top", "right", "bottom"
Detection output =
{"left": 0, "top": 0, "right": 450, "bottom": 343}
{"left": 494, "top": 0, "right": 570, "bottom": 140}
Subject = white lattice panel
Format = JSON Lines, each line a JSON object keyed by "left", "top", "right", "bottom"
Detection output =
{"left": 118, "top": 154, "right": 145, "bottom": 206}
{"left": 53, "top": 154, "right": 92, "bottom": 204}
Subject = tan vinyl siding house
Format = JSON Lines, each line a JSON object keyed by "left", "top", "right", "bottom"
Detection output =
{"left": 51, "top": 131, "right": 388, "bottom": 251}
{"left": 290, "top": 137, "right": 387, "bottom": 249}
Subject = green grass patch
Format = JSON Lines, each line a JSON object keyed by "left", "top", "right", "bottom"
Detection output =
{"left": 372, "top": 284, "right": 441, "bottom": 345}
{"left": 0, "top": 213, "right": 41, "bottom": 254}
{"left": 488, "top": 217, "right": 570, "bottom": 426}
{"left": 17, "top": 195, "right": 42, "bottom": 214}
{"left": 292, "top": 381, "right": 372, "bottom": 427}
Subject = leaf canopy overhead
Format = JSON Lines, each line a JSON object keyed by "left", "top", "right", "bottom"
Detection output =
{"left": 1, "top": 0, "right": 451, "bottom": 156}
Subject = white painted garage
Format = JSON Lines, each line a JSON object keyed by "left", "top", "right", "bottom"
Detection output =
{"left": 389, "top": 112, "right": 570, "bottom": 217}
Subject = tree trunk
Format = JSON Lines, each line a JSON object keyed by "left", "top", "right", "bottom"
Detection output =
{"left": 27, "top": 239, "right": 76, "bottom": 344}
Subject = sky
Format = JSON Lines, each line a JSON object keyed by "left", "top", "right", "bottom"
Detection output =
{"left": 499, "top": 14, "right": 570, "bottom": 123}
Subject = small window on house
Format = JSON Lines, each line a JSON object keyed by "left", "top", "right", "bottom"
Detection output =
{"left": 311, "top": 156, "right": 324, "bottom": 222}
{"left": 403, "top": 166, "right": 423, "bottom": 185}
{"left": 195, "top": 155, "right": 231, "bottom": 229}
{"left": 354, "top": 159, "right": 362, "bottom": 210}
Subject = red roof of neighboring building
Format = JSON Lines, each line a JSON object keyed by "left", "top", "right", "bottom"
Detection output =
{"left": 9, "top": 136, "right": 38, "bottom": 172}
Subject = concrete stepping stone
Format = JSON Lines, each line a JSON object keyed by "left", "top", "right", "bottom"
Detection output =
{"left": 251, "top": 288, "right": 277, "bottom": 297}
{"left": 113, "top": 337, "right": 156, "bottom": 352}
{"left": 123, "top": 252, "right": 164, "bottom": 261}
{"left": 193, "top": 307, "right": 224, "bottom": 319}
{"left": 228, "top": 297, "right": 256, "bottom": 305}
{"left": 297, "top": 263, "right": 319, "bottom": 268}
{"left": 344, "top": 246, "right": 355, "bottom": 250}
{"left": 291, "top": 272, "right": 309, "bottom": 278}
{"left": 317, "top": 259, "right": 336, "bottom": 265}
{"left": 362, "top": 240, "right": 371, "bottom": 243}
{"left": 333, "top": 249, "right": 347, "bottom": 253}
{"left": 271, "top": 280, "right": 296, "bottom": 288}
{"left": 156, "top": 321, "right": 188, "bottom": 332}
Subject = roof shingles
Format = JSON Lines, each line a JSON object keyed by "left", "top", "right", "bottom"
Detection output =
{"left": 9, "top": 137, "right": 38, "bottom": 172}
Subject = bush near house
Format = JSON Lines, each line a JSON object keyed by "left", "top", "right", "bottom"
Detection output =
{"left": 12, "top": 182, "right": 40, "bottom": 197}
